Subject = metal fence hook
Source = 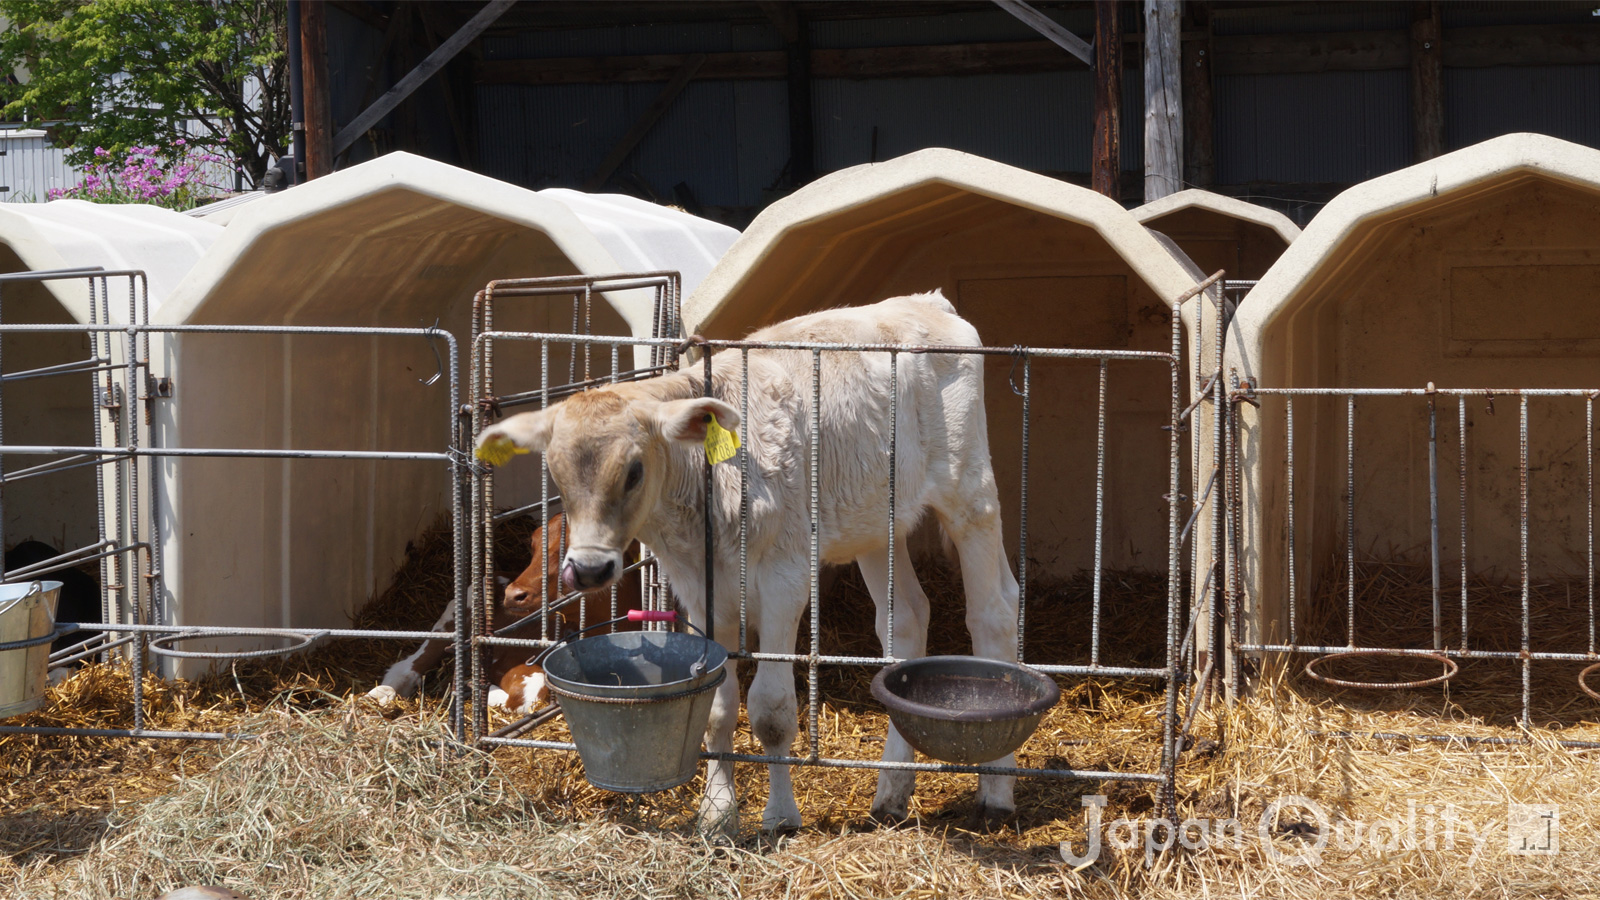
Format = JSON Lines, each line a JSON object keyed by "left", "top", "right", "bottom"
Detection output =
{"left": 418, "top": 318, "right": 444, "bottom": 386}
{"left": 1007, "top": 346, "right": 1028, "bottom": 396}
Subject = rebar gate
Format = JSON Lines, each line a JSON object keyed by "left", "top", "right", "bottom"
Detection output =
{"left": 0, "top": 266, "right": 473, "bottom": 741}
{"left": 466, "top": 273, "right": 1226, "bottom": 819}
{"left": 1225, "top": 323, "right": 1600, "bottom": 748}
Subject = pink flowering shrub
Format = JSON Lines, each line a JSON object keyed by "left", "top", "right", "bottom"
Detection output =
{"left": 47, "top": 140, "right": 231, "bottom": 211}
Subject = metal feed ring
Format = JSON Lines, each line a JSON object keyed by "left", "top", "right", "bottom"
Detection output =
{"left": 1304, "top": 650, "right": 1458, "bottom": 690}
{"left": 148, "top": 630, "right": 324, "bottom": 660}
{"left": 1580, "top": 662, "right": 1600, "bottom": 702}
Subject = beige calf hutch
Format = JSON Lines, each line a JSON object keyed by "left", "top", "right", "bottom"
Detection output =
{"left": 1225, "top": 133, "right": 1600, "bottom": 706}
{"left": 1133, "top": 189, "right": 1300, "bottom": 283}
{"left": 685, "top": 148, "right": 1209, "bottom": 674}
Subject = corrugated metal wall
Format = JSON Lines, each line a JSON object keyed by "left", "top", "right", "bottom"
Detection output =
{"left": 1213, "top": 2, "right": 1600, "bottom": 189}
{"left": 477, "top": 20, "right": 785, "bottom": 208}
{"left": 474, "top": 7, "right": 1134, "bottom": 211}
{"left": 3, "top": 123, "right": 239, "bottom": 203}
{"left": 437, "top": 2, "right": 1600, "bottom": 220}
{"left": 808, "top": 7, "right": 1142, "bottom": 177}
{"left": 0, "top": 129, "right": 83, "bottom": 202}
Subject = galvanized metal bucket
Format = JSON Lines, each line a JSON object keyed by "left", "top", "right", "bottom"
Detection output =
{"left": 0, "top": 580, "right": 63, "bottom": 719}
{"left": 542, "top": 630, "right": 728, "bottom": 793}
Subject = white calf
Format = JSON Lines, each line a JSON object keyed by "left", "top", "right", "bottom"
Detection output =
{"left": 475, "top": 291, "right": 1020, "bottom": 833}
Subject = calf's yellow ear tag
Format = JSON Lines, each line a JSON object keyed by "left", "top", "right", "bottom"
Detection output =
{"left": 475, "top": 435, "right": 530, "bottom": 467}
{"left": 703, "top": 413, "right": 740, "bottom": 465}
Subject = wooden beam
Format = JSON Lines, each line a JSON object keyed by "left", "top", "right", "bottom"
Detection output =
{"left": 1215, "top": 24, "right": 1600, "bottom": 76}
{"left": 472, "top": 21, "right": 1600, "bottom": 89}
{"left": 1443, "top": 23, "right": 1600, "bottom": 68}
{"left": 764, "top": 3, "right": 815, "bottom": 186}
{"left": 1091, "top": 0, "right": 1121, "bottom": 199}
{"left": 993, "top": 0, "right": 1094, "bottom": 66}
{"left": 1214, "top": 28, "right": 1404, "bottom": 75}
{"left": 479, "top": 50, "right": 784, "bottom": 85}
{"left": 1144, "top": 0, "right": 1182, "bottom": 203}
{"left": 1182, "top": 1, "right": 1214, "bottom": 189}
{"left": 334, "top": 0, "right": 515, "bottom": 155}
{"left": 1411, "top": 1, "right": 1443, "bottom": 163}
{"left": 475, "top": 40, "right": 1099, "bottom": 86}
{"left": 300, "top": 0, "right": 333, "bottom": 179}
{"left": 583, "top": 54, "right": 707, "bottom": 192}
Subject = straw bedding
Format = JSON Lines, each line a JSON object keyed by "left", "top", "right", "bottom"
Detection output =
{"left": 3, "top": 530, "right": 1598, "bottom": 898}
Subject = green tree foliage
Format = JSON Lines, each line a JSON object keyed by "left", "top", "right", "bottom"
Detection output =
{"left": 0, "top": 0, "right": 289, "bottom": 187}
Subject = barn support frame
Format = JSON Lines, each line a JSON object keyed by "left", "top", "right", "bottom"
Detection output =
{"left": 468, "top": 272, "right": 1231, "bottom": 825}
{"left": 0, "top": 267, "right": 477, "bottom": 742}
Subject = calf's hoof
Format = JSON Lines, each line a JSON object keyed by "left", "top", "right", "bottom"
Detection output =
{"left": 366, "top": 685, "right": 399, "bottom": 705}
{"left": 970, "top": 799, "right": 1016, "bottom": 833}
{"left": 867, "top": 804, "right": 911, "bottom": 829}
{"left": 761, "top": 811, "right": 802, "bottom": 834}
{"left": 696, "top": 801, "right": 740, "bottom": 840}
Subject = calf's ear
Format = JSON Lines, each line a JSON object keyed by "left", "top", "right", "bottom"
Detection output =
{"left": 655, "top": 397, "right": 741, "bottom": 444}
{"left": 475, "top": 409, "right": 554, "bottom": 464}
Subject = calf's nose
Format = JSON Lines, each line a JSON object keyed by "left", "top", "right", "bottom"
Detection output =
{"left": 564, "top": 558, "right": 615, "bottom": 591}
{"left": 503, "top": 583, "right": 532, "bottom": 611}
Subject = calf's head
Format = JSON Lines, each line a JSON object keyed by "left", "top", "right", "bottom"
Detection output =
{"left": 502, "top": 513, "right": 568, "bottom": 618}
{"left": 476, "top": 388, "right": 738, "bottom": 593}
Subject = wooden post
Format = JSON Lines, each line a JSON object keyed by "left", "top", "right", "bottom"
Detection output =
{"left": 765, "top": 2, "right": 814, "bottom": 186}
{"left": 1410, "top": 0, "right": 1444, "bottom": 162}
{"left": 1092, "top": 0, "right": 1122, "bottom": 199}
{"left": 1143, "top": 0, "right": 1182, "bottom": 203}
{"left": 1182, "top": 1, "right": 1215, "bottom": 189}
{"left": 300, "top": 0, "right": 333, "bottom": 179}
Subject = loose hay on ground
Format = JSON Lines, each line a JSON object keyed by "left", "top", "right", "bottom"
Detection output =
{"left": 5, "top": 538, "right": 1600, "bottom": 897}
{"left": 6, "top": 685, "right": 1597, "bottom": 900}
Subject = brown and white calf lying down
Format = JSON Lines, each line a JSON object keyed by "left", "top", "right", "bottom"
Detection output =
{"left": 367, "top": 513, "right": 639, "bottom": 713}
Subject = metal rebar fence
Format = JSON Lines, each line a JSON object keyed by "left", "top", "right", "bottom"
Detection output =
{"left": 1227, "top": 378, "right": 1600, "bottom": 749}
{"left": 468, "top": 272, "right": 1229, "bottom": 820}
{"left": 0, "top": 267, "right": 473, "bottom": 741}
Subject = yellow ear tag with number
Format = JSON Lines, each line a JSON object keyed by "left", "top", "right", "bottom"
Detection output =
{"left": 703, "top": 414, "right": 740, "bottom": 465}
{"left": 475, "top": 435, "right": 530, "bottom": 467}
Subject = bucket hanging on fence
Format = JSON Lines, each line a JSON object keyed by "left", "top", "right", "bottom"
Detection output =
{"left": 0, "top": 581, "right": 63, "bottom": 718}
{"left": 540, "top": 610, "right": 727, "bottom": 793}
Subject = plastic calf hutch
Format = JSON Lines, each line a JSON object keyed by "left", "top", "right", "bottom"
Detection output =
{"left": 1224, "top": 133, "right": 1600, "bottom": 727}
{"left": 1133, "top": 189, "right": 1300, "bottom": 283}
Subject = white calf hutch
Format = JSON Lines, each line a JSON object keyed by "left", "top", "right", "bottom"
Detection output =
{"left": 1224, "top": 133, "right": 1600, "bottom": 729}
{"left": 1, "top": 202, "right": 222, "bottom": 631}
{"left": 0, "top": 154, "right": 738, "bottom": 695}
{"left": 147, "top": 153, "right": 735, "bottom": 668}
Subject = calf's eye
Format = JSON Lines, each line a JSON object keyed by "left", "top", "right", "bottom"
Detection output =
{"left": 624, "top": 460, "right": 644, "bottom": 492}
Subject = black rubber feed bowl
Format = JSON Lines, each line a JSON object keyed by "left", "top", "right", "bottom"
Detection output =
{"left": 870, "top": 656, "right": 1060, "bottom": 765}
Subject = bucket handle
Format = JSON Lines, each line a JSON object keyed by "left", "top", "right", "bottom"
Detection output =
{"left": 524, "top": 609, "right": 711, "bottom": 670}
{"left": 0, "top": 581, "right": 43, "bottom": 620}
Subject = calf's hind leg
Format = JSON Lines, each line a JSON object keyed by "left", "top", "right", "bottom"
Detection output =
{"left": 856, "top": 541, "right": 931, "bottom": 823}
{"left": 939, "top": 503, "right": 1023, "bottom": 826}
